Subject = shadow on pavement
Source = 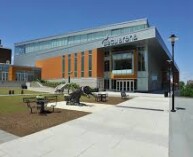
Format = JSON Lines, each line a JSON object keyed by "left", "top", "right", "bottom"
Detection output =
{"left": 117, "top": 105, "right": 164, "bottom": 112}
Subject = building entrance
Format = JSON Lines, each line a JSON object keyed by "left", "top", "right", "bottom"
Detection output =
{"left": 116, "top": 80, "right": 135, "bottom": 92}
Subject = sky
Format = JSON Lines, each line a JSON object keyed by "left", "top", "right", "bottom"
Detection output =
{"left": 0, "top": 0, "right": 192, "bottom": 83}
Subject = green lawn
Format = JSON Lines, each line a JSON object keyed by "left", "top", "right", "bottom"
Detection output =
{"left": 0, "top": 89, "right": 127, "bottom": 114}
{"left": 0, "top": 94, "right": 64, "bottom": 113}
{"left": 0, "top": 87, "right": 48, "bottom": 95}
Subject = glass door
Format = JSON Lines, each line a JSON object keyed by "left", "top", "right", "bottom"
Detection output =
{"left": 116, "top": 80, "right": 135, "bottom": 92}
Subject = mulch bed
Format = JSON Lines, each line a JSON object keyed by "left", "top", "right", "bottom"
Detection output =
{"left": 0, "top": 109, "right": 89, "bottom": 137}
{"left": 0, "top": 96, "right": 129, "bottom": 137}
{"left": 80, "top": 96, "right": 129, "bottom": 105}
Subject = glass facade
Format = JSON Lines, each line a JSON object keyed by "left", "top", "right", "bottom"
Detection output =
{"left": 62, "top": 55, "right": 65, "bottom": 78}
{"left": 0, "top": 64, "right": 41, "bottom": 81}
{"left": 15, "top": 24, "right": 147, "bottom": 55}
{"left": 112, "top": 51, "right": 133, "bottom": 75}
{"left": 104, "top": 60, "right": 110, "bottom": 72}
{"left": 16, "top": 69, "right": 41, "bottom": 81}
{"left": 74, "top": 53, "right": 77, "bottom": 77}
{"left": 68, "top": 54, "right": 71, "bottom": 74}
{"left": 81, "top": 52, "right": 84, "bottom": 77}
{"left": 138, "top": 47, "right": 146, "bottom": 71}
{"left": 88, "top": 50, "right": 92, "bottom": 77}
{"left": 0, "top": 64, "right": 9, "bottom": 81}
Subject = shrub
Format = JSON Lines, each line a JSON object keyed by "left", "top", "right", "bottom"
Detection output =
{"left": 180, "top": 86, "right": 193, "bottom": 97}
{"left": 179, "top": 81, "right": 185, "bottom": 89}
{"left": 65, "top": 83, "right": 80, "bottom": 91}
{"left": 37, "top": 79, "right": 66, "bottom": 88}
{"left": 187, "top": 83, "right": 193, "bottom": 89}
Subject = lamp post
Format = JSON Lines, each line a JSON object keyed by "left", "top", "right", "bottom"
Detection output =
{"left": 167, "top": 60, "right": 172, "bottom": 96}
{"left": 168, "top": 34, "right": 178, "bottom": 112}
{"left": 68, "top": 71, "right": 72, "bottom": 94}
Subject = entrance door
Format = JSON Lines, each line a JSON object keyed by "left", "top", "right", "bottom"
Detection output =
{"left": 116, "top": 80, "right": 134, "bottom": 92}
{"left": 2, "top": 72, "right": 8, "bottom": 81}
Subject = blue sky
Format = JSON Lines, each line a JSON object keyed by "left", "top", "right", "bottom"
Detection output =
{"left": 0, "top": 0, "right": 192, "bottom": 82}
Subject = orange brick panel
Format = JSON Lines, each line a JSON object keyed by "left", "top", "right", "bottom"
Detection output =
{"left": 35, "top": 56, "right": 62, "bottom": 80}
{"left": 92, "top": 49, "right": 97, "bottom": 77}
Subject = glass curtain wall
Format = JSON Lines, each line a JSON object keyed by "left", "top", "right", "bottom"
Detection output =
{"left": 112, "top": 51, "right": 133, "bottom": 75}
{"left": 15, "top": 24, "right": 147, "bottom": 55}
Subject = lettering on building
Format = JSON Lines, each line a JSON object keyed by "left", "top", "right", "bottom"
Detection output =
{"left": 102, "top": 34, "right": 138, "bottom": 47}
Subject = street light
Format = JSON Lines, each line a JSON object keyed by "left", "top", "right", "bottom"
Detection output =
{"left": 68, "top": 71, "right": 72, "bottom": 94}
{"left": 166, "top": 60, "right": 172, "bottom": 95}
{"left": 168, "top": 34, "right": 178, "bottom": 112}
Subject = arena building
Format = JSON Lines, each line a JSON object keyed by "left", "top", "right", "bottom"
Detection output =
{"left": 14, "top": 18, "right": 179, "bottom": 92}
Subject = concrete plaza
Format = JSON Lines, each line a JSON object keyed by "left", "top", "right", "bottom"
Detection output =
{"left": 169, "top": 97, "right": 193, "bottom": 157}
{"left": 0, "top": 94, "right": 169, "bottom": 157}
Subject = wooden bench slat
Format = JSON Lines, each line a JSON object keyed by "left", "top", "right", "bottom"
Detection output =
{"left": 23, "top": 96, "right": 58, "bottom": 113}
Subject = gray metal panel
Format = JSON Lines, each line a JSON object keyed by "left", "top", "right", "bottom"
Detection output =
{"left": 155, "top": 29, "right": 179, "bottom": 71}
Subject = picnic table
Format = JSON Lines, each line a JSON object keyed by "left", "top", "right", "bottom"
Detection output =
{"left": 95, "top": 93, "right": 108, "bottom": 102}
{"left": 23, "top": 95, "right": 58, "bottom": 114}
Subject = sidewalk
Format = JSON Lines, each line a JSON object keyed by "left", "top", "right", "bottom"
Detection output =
{"left": 0, "top": 130, "right": 18, "bottom": 144}
{"left": 47, "top": 101, "right": 112, "bottom": 113}
{"left": 169, "top": 97, "right": 193, "bottom": 157}
{"left": 0, "top": 95, "right": 169, "bottom": 157}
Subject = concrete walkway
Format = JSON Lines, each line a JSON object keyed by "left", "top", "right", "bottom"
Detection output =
{"left": 169, "top": 97, "right": 193, "bottom": 157}
{"left": 0, "top": 95, "right": 169, "bottom": 157}
{"left": 48, "top": 101, "right": 113, "bottom": 113}
{"left": 0, "top": 130, "right": 18, "bottom": 145}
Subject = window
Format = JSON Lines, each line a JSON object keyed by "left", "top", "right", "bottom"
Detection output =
{"left": 104, "top": 79, "right": 109, "bottom": 90}
{"left": 104, "top": 60, "right": 110, "bottom": 72}
{"left": 68, "top": 54, "right": 71, "bottom": 74}
{"left": 62, "top": 55, "right": 65, "bottom": 78}
{"left": 104, "top": 50, "right": 110, "bottom": 57}
{"left": 111, "top": 29, "right": 121, "bottom": 36}
{"left": 1, "top": 72, "right": 8, "bottom": 81}
{"left": 112, "top": 52, "right": 133, "bottom": 70}
{"left": 74, "top": 53, "right": 77, "bottom": 77}
{"left": 81, "top": 34, "right": 87, "bottom": 42}
{"left": 88, "top": 50, "right": 92, "bottom": 77}
{"left": 81, "top": 52, "right": 84, "bottom": 77}
{"left": 138, "top": 47, "right": 146, "bottom": 71}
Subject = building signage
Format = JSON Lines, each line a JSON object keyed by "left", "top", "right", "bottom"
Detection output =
{"left": 102, "top": 34, "right": 138, "bottom": 47}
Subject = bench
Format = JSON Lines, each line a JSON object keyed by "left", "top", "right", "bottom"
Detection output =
{"left": 121, "top": 91, "right": 129, "bottom": 99}
{"left": 23, "top": 95, "right": 58, "bottom": 113}
{"left": 45, "top": 95, "right": 58, "bottom": 112}
{"left": 23, "top": 97, "right": 37, "bottom": 113}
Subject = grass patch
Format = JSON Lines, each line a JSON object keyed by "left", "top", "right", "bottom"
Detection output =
{"left": 0, "top": 92, "right": 128, "bottom": 137}
{"left": 0, "top": 94, "right": 89, "bottom": 136}
{"left": 0, "top": 87, "right": 48, "bottom": 95}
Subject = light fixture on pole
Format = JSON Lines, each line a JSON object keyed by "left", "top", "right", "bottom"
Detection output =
{"left": 168, "top": 34, "right": 178, "bottom": 112}
{"left": 68, "top": 71, "right": 72, "bottom": 94}
{"left": 166, "top": 60, "right": 172, "bottom": 95}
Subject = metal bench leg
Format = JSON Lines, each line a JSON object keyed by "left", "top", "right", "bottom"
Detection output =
{"left": 27, "top": 102, "right": 33, "bottom": 114}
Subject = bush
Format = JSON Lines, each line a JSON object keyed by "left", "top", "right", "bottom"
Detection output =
{"left": 180, "top": 86, "right": 193, "bottom": 97}
{"left": 179, "top": 81, "right": 185, "bottom": 89}
{"left": 65, "top": 83, "right": 80, "bottom": 91}
{"left": 37, "top": 79, "right": 66, "bottom": 88}
{"left": 90, "top": 87, "right": 99, "bottom": 92}
{"left": 187, "top": 83, "right": 193, "bottom": 89}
